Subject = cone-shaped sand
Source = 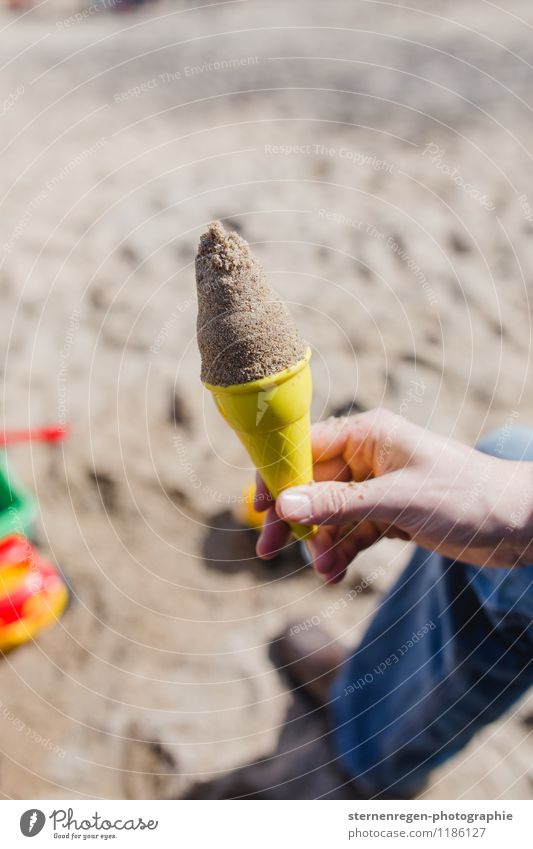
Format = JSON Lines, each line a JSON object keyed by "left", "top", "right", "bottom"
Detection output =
{"left": 195, "top": 222, "right": 316, "bottom": 541}
{"left": 196, "top": 221, "right": 307, "bottom": 387}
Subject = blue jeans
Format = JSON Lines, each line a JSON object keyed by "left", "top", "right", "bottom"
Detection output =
{"left": 330, "top": 427, "right": 533, "bottom": 797}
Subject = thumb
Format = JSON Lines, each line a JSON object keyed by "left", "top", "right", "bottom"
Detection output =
{"left": 276, "top": 477, "right": 404, "bottom": 526}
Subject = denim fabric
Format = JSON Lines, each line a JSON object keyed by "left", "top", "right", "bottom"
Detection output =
{"left": 329, "top": 427, "right": 533, "bottom": 797}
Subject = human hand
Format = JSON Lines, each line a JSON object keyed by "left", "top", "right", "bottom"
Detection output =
{"left": 254, "top": 409, "right": 533, "bottom": 582}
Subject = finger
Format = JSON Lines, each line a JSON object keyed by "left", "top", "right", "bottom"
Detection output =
{"left": 253, "top": 473, "right": 274, "bottom": 512}
{"left": 308, "top": 521, "right": 383, "bottom": 584}
{"left": 311, "top": 411, "right": 386, "bottom": 480}
{"left": 307, "top": 526, "right": 337, "bottom": 573}
{"left": 254, "top": 458, "right": 350, "bottom": 510}
{"left": 311, "top": 418, "right": 354, "bottom": 463}
{"left": 256, "top": 506, "right": 291, "bottom": 559}
{"left": 307, "top": 528, "right": 351, "bottom": 585}
{"left": 311, "top": 411, "right": 384, "bottom": 458}
{"left": 276, "top": 476, "right": 404, "bottom": 526}
{"left": 313, "top": 457, "right": 351, "bottom": 482}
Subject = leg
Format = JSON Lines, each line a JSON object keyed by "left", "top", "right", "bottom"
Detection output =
{"left": 330, "top": 427, "right": 533, "bottom": 797}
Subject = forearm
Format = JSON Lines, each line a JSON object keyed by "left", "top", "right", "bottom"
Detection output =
{"left": 421, "top": 452, "right": 533, "bottom": 569}
{"left": 499, "top": 459, "right": 533, "bottom": 566}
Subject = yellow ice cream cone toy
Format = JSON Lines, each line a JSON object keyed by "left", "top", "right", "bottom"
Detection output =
{"left": 237, "top": 482, "right": 265, "bottom": 531}
{"left": 205, "top": 348, "right": 317, "bottom": 541}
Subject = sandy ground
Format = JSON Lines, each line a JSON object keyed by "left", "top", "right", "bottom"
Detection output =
{"left": 0, "top": 0, "right": 532, "bottom": 799}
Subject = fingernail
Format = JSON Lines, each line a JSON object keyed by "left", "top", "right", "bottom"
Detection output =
{"left": 278, "top": 491, "right": 312, "bottom": 522}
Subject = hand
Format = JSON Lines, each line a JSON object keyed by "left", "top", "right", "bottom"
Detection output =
{"left": 254, "top": 409, "right": 533, "bottom": 583}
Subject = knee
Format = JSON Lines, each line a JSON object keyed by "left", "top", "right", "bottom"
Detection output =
{"left": 476, "top": 426, "right": 533, "bottom": 462}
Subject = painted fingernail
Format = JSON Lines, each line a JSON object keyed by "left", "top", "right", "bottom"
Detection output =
{"left": 278, "top": 491, "right": 312, "bottom": 521}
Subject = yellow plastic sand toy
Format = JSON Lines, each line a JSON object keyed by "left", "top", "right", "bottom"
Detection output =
{"left": 205, "top": 349, "right": 317, "bottom": 541}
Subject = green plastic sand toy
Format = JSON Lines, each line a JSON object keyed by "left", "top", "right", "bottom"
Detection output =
{"left": 0, "top": 453, "right": 38, "bottom": 540}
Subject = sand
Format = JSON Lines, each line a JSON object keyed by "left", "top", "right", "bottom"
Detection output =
{"left": 0, "top": 0, "right": 532, "bottom": 801}
{"left": 196, "top": 222, "right": 306, "bottom": 386}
